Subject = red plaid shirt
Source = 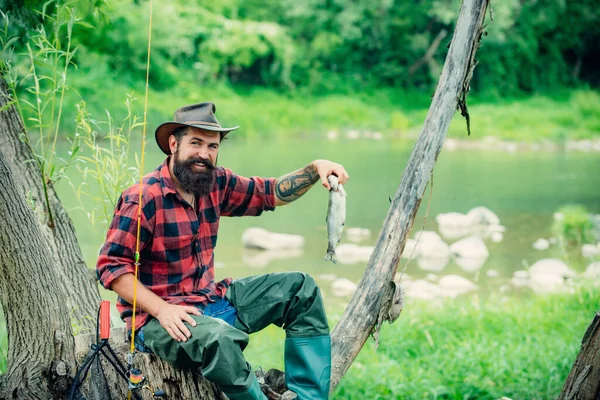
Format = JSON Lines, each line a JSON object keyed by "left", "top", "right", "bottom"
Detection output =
{"left": 96, "top": 158, "right": 277, "bottom": 331}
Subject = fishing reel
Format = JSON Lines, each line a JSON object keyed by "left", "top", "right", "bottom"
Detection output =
{"left": 128, "top": 368, "right": 166, "bottom": 399}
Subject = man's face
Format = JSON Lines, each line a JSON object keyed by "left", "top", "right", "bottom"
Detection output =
{"left": 169, "top": 128, "right": 220, "bottom": 197}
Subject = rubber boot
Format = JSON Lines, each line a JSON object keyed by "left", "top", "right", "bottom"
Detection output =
{"left": 223, "top": 375, "right": 267, "bottom": 400}
{"left": 284, "top": 335, "right": 331, "bottom": 400}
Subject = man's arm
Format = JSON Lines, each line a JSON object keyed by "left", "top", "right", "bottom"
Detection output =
{"left": 111, "top": 274, "right": 201, "bottom": 342}
{"left": 275, "top": 159, "right": 349, "bottom": 206}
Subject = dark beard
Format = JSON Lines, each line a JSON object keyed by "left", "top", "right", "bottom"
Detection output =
{"left": 172, "top": 151, "right": 216, "bottom": 198}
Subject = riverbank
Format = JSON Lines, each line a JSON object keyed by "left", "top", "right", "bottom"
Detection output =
{"left": 60, "top": 71, "right": 599, "bottom": 144}
{"left": 241, "top": 284, "right": 599, "bottom": 399}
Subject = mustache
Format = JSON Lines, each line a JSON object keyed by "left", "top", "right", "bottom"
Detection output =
{"left": 182, "top": 156, "right": 215, "bottom": 170}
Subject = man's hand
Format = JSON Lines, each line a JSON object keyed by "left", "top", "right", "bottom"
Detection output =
{"left": 311, "top": 159, "right": 350, "bottom": 190}
{"left": 275, "top": 160, "right": 349, "bottom": 206}
{"left": 155, "top": 304, "right": 202, "bottom": 342}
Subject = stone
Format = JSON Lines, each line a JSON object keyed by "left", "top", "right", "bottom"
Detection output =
{"left": 414, "top": 231, "right": 451, "bottom": 258}
{"left": 241, "top": 227, "right": 304, "bottom": 250}
{"left": 335, "top": 244, "right": 374, "bottom": 265}
{"left": 242, "top": 248, "right": 303, "bottom": 267}
{"left": 584, "top": 262, "right": 600, "bottom": 279}
{"left": 466, "top": 206, "right": 500, "bottom": 226}
{"left": 331, "top": 278, "right": 358, "bottom": 297}
{"left": 582, "top": 244, "right": 599, "bottom": 257}
{"left": 532, "top": 238, "right": 550, "bottom": 251}
{"left": 345, "top": 227, "right": 372, "bottom": 243}
{"left": 438, "top": 275, "right": 477, "bottom": 297}
{"left": 450, "top": 236, "right": 489, "bottom": 259}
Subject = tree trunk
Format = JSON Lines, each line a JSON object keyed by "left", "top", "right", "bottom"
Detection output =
{"left": 559, "top": 312, "right": 600, "bottom": 400}
{"left": 330, "top": 0, "right": 490, "bottom": 390}
{"left": 0, "top": 149, "right": 76, "bottom": 399}
{"left": 0, "top": 77, "right": 100, "bottom": 332}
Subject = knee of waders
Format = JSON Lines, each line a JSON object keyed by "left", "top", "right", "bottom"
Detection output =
{"left": 296, "top": 273, "right": 323, "bottom": 303}
{"left": 201, "top": 331, "right": 254, "bottom": 392}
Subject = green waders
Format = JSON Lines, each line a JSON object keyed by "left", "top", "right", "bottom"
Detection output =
{"left": 141, "top": 272, "right": 331, "bottom": 399}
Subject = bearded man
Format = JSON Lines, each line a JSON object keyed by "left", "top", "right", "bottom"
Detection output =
{"left": 96, "top": 102, "right": 349, "bottom": 400}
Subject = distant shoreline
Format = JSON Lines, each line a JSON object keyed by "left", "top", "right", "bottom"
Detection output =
{"left": 443, "top": 137, "right": 600, "bottom": 152}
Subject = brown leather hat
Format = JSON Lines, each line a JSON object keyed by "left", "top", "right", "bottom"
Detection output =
{"left": 155, "top": 102, "right": 239, "bottom": 154}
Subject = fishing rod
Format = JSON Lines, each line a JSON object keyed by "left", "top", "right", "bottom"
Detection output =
{"left": 71, "top": 0, "right": 157, "bottom": 397}
{"left": 127, "top": 0, "right": 154, "bottom": 397}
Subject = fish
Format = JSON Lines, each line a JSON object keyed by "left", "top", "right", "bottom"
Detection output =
{"left": 324, "top": 175, "right": 346, "bottom": 263}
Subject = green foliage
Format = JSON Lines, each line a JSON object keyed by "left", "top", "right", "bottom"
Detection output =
{"left": 1, "top": 1, "right": 91, "bottom": 227}
{"left": 2, "top": 2, "right": 141, "bottom": 230}
{"left": 68, "top": 97, "right": 141, "bottom": 229}
{"left": 242, "top": 285, "right": 600, "bottom": 399}
{"left": 7, "top": 0, "right": 597, "bottom": 96}
{"left": 552, "top": 204, "right": 597, "bottom": 246}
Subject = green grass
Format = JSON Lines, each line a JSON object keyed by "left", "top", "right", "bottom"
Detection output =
{"left": 0, "top": 285, "right": 596, "bottom": 398}
{"left": 242, "top": 284, "right": 599, "bottom": 400}
{"left": 50, "top": 68, "right": 600, "bottom": 143}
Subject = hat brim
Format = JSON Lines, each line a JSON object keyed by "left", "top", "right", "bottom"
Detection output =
{"left": 155, "top": 122, "right": 239, "bottom": 155}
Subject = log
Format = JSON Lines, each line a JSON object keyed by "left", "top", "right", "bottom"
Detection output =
{"left": 330, "top": 0, "right": 490, "bottom": 390}
{"left": 559, "top": 312, "right": 600, "bottom": 400}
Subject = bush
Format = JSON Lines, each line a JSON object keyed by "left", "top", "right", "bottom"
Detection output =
{"left": 552, "top": 204, "right": 597, "bottom": 246}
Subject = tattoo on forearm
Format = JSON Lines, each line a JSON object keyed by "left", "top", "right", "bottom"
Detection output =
{"left": 276, "top": 165, "right": 320, "bottom": 202}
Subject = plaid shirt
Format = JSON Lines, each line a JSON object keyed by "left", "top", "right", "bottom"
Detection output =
{"left": 96, "top": 158, "right": 277, "bottom": 331}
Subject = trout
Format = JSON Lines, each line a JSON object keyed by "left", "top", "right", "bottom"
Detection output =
{"left": 324, "top": 175, "right": 346, "bottom": 263}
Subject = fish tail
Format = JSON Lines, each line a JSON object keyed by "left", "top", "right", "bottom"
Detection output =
{"left": 324, "top": 251, "right": 337, "bottom": 264}
{"left": 324, "top": 244, "right": 337, "bottom": 264}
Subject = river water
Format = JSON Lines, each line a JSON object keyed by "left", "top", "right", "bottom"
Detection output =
{"left": 57, "top": 138, "right": 600, "bottom": 309}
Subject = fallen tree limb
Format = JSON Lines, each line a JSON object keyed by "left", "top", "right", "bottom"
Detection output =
{"left": 330, "top": 0, "right": 490, "bottom": 390}
{"left": 559, "top": 312, "right": 600, "bottom": 400}
{"left": 408, "top": 29, "right": 448, "bottom": 76}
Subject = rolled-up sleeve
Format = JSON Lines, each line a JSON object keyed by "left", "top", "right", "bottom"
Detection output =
{"left": 96, "top": 195, "right": 155, "bottom": 289}
{"left": 219, "top": 168, "right": 277, "bottom": 217}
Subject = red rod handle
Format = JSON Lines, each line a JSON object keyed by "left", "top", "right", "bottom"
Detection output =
{"left": 100, "top": 300, "right": 111, "bottom": 340}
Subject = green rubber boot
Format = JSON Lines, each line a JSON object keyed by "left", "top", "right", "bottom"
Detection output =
{"left": 224, "top": 375, "right": 267, "bottom": 400}
{"left": 284, "top": 335, "right": 331, "bottom": 400}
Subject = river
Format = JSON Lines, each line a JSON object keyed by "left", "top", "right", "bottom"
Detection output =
{"left": 56, "top": 138, "right": 600, "bottom": 310}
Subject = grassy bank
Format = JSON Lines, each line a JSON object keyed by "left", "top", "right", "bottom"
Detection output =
{"left": 53, "top": 70, "right": 600, "bottom": 143}
{"left": 0, "top": 285, "right": 596, "bottom": 398}
{"left": 241, "top": 285, "right": 599, "bottom": 399}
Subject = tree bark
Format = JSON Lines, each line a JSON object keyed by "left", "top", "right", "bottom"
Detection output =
{"left": 330, "top": 0, "right": 490, "bottom": 390}
{"left": 0, "top": 77, "right": 100, "bottom": 332}
{"left": 559, "top": 312, "right": 600, "bottom": 400}
{"left": 0, "top": 149, "right": 76, "bottom": 399}
{"left": 73, "top": 329, "right": 226, "bottom": 400}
